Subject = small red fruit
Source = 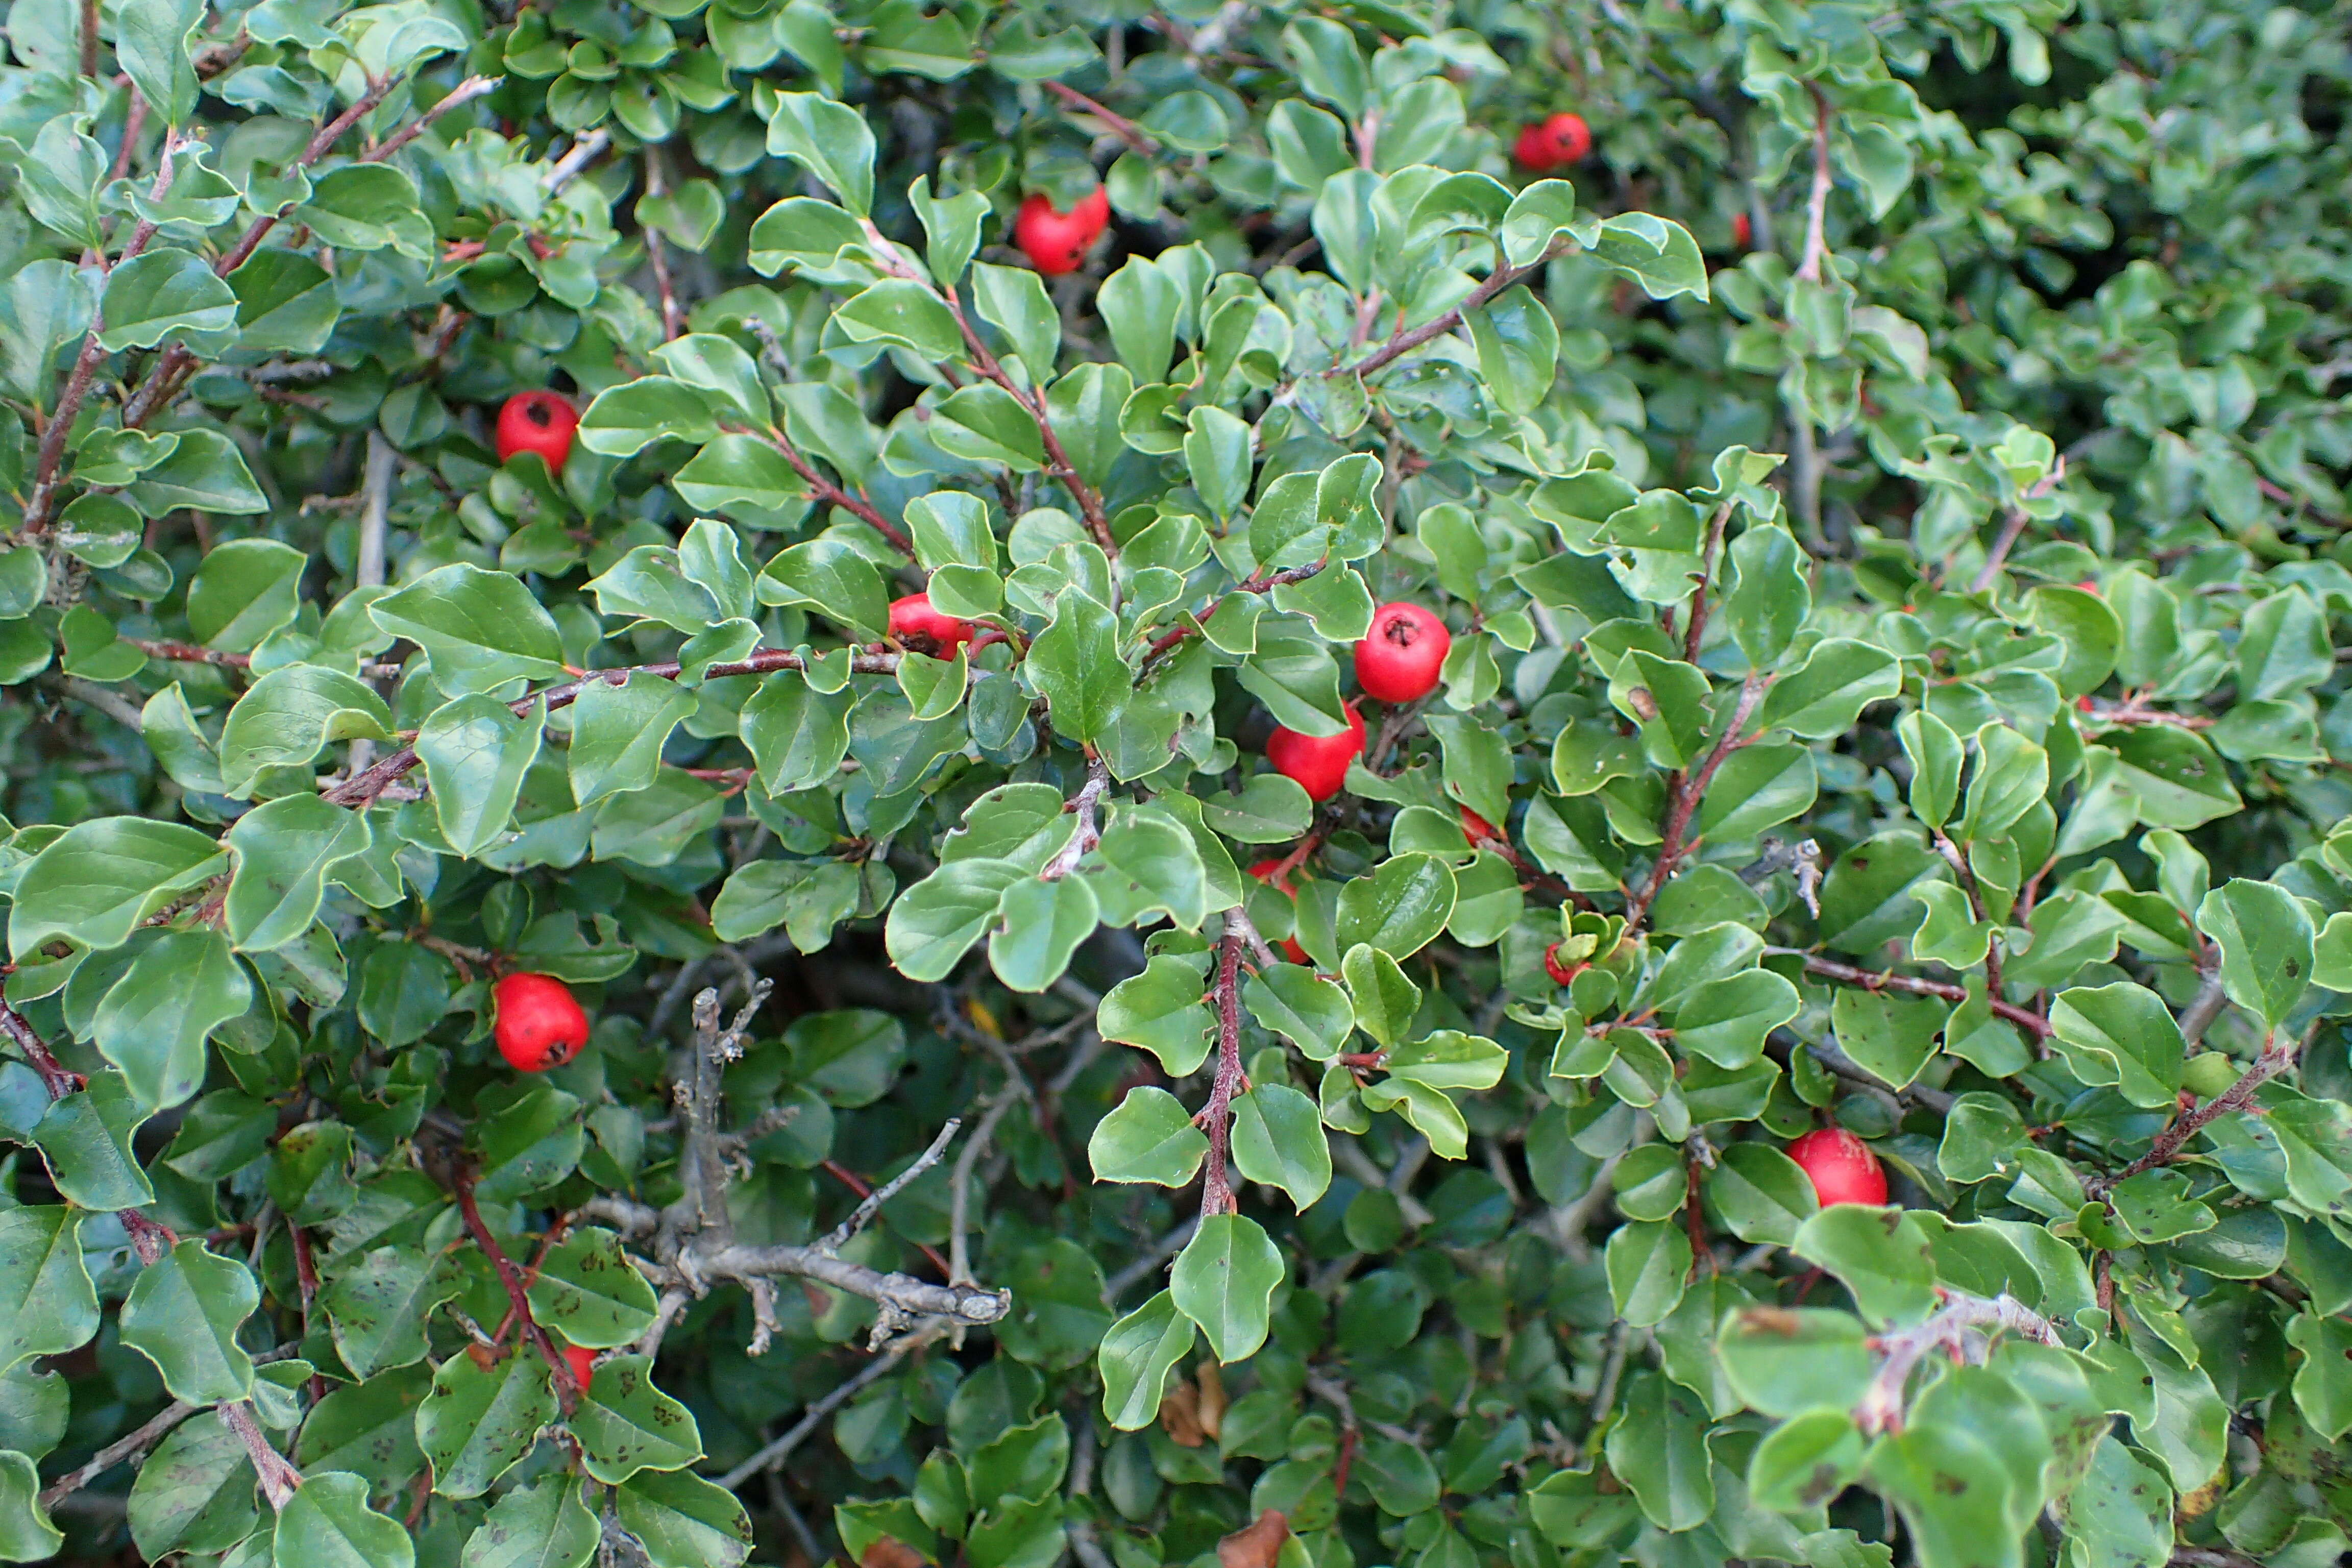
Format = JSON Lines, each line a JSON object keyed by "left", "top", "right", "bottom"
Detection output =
{"left": 1460, "top": 805, "right": 1501, "bottom": 844}
{"left": 1542, "top": 942, "right": 1581, "bottom": 987}
{"left": 1013, "top": 187, "right": 1111, "bottom": 276}
{"left": 492, "top": 972, "right": 589, "bottom": 1072}
{"left": 564, "top": 1343, "right": 597, "bottom": 1388}
{"left": 1513, "top": 113, "right": 1591, "bottom": 172}
{"left": 1786, "top": 1128, "right": 1889, "bottom": 1208}
{"left": 1731, "top": 211, "right": 1752, "bottom": 251}
{"left": 1245, "top": 859, "right": 1312, "bottom": 965}
{"left": 1355, "top": 603, "right": 1451, "bottom": 703}
{"left": 1265, "top": 703, "right": 1366, "bottom": 804}
{"left": 495, "top": 390, "right": 578, "bottom": 470}
{"left": 888, "top": 592, "right": 974, "bottom": 654}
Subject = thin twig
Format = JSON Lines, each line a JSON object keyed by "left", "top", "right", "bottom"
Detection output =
{"left": 820, "top": 1120, "right": 961, "bottom": 1252}
{"left": 1619, "top": 674, "right": 1768, "bottom": 941}
{"left": 1198, "top": 911, "right": 1248, "bottom": 1218}
{"left": 1795, "top": 85, "right": 1832, "bottom": 284}
{"left": 1338, "top": 241, "right": 1566, "bottom": 381}
{"left": 455, "top": 1166, "right": 580, "bottom": 1409}
{"left": 713, "top": 1326, "right": 945, "bottom": 1489}
{"left": 1042, "top": 80, "right": 1156, "bottom": 155}
{"left": 1849, "top": 1290, "right": 2058, "bottom": 1433}
{"left": 363, "top": 74, "right": 496, "bottom": 164}
{"left": 1038, "top": 754, "right": 1112, "bottom": 880}
{"left": 38, "top": 1401, "right": 198, "bottom": 1508}
{"left": 545, "top": 128, "right": 611, "bottom": 195}
{"left": 1791, "top": 951, "right": 2052, "bottom": 1039}
{"left": 2086, "top": 1026, "right": 2307, "bottom": 1196}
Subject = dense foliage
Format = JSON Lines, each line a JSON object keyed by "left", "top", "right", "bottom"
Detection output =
{"left": 5, "top": 2, "right": 2352, "bottom": 1567}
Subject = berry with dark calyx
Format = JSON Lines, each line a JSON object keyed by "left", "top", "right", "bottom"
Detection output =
{"left": 1013, "top": 187, "right": 1111, "bottom": 276}
{"left": 1356, "top": 603, "right": 1451, "bottom": 703}
{"left": 1265, "top": 703, "right": 1365, "bottom": 804}
{"left": 1245, "top": 859, "right": 1312, "bottom": 964}
{"left": 1513, "top": 112, "right": 1591, "bottom": 172}
{"left": 492, "top": 972, "right": 589, "bottom": 1072}
{"left": 1786, "top": 1128, "right": 1889, "bottom": 1208}
{"left": 564, "top": 1343, "right": 596, "bottom": 1387}
{"left": 495, "top": 390, "right": 579, "bottom": 470}
{"left": 1542, "top": 942, "right": 1582, "bottom": 987}
{"left": 888, "top": 592, "right": 974, "bottom": 654}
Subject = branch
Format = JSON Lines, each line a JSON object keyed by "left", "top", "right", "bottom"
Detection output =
{"left": 1681, "top": 502, "right": 1735, "bottom": 663}
{"left": 1792, "top": 951, "right": 2052, "bottom": 1039}
{"left": 1795, "top": 85, "right": 1832, "bottom": 284}
{"left": 1336, "top": 241, "right": 1565, "bottom": 382}
{"left": 1969, "top": 459, "right": 2068, "bottom": 594}
{"left": 1038, "top": 754, "right": 1112, "bottom": 880}
{"left": 2178, "top": 972, "right": 2228, "bottom": 1046}
{"left": 220, "top": 1400, "right": 304, "bottom": 1509}
{"left": 455, "top": 1166, "right": 581, "bottom": 1409}
{"left": 751, "top": 421, "right": 914, "bottom": 554}
{"left": 820, "top": 1119, "right": 960, "bottom": 1252}
{"left": 682, "top": 1244, "right": 1009, "bottom": 1342}
{"left": 1850, "top": 1290, "right": 2059, "bottom": 1433}
{"left": 1, "top": 999, "right": 83, "bottom": 1098}
{"left": 318, "top": 646, "right": 899, "bottom": 807}
{"left": 2086, "top": 1027, "right": 2305, "bottom": 1196}
{"left": 711, "top": 1326, "right": 946, "bottom": 1489}
{"left": 678, "top": 983, "right": 772, "bottom": 1242}
{"left": 1198, "top": 911, "right": 1249, "bottom": 1218}
{"left": 1042, "top": 80, "right": 1156, "bottom": 155}
{"left": 21, "top": 133, "right": 190, "bottom": 533}
{"left": 1185, "top": 0, "right": 1255, "bottom": 61}
{"left": 38, "top": 1400, "right": 198, "bottom": 1509}
{"left": 1620, "top": 674, "right": 1768, "bottom": 941}
{"left": 363, "top": 74, "right": 496, "bottom": 164}
{"left": 544, "top": 128, "right": 611, "bottom": 195}
{"left": 949, "top": 1078, "right": 1026, "bottom": 1289}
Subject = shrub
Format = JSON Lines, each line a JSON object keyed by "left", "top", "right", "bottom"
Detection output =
{"left": 3, "top": 4, "right": 2351, "bottom": 1568}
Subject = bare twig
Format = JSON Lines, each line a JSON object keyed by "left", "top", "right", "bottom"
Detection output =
{"left": 38, "top": 1400, "right": 198, "bottom": 1508}
{"left": 1038, "top": 754, "right": 1112, "bottom": 880}
{"left": 1795, "top": 85, "right": 1832, "bottom": 284}
{"left": 1849, "top": 1291, "right": 2059, "bottom": 1433}
{"left": 40, "top": 673, "right": 149, "bottom": 731}
{"left": 713, "top": 1325, "right": 946, "bottom": 1488}
{"left": 1338, "top": 241, "right": 1566, "bottom": 382}
{"left": 1042, "top": 80, "right": 1156, "bottom": 155}
{"left": 455, "top": 1166, "right": 580, "bottom": 1408}
{"left": 545, "top": 128, "right": 612, "bottom": 195}
{"left": 1790, "top": 951, "right": 2053, "bottom": 1039}
{"left": 221, "top": 1400, "right": 305, "bottom": 1509}
{"left": 820, "top": 1120, "right": 961, "bottom": 1252}
{"left": 2178, "top": 972, "right": 2228, "bottom": 1046}
{"left": 363, "top": 74, "right": 496, "bottom": 164}
{"left": 1, "top": 999, "right": 83, "bottom": 1098}
{"left": 1619, "top": 674, "right": 1768, "bottom": 941}
{"left": 1198, "top": 911, "right": 1249, "bottom": 1218}
{"left": 1185, "top": 0, "right": 1255, "bottom": 61}
{"left": 2087, "top": 1026, "right": 2308, "bottom": 1196}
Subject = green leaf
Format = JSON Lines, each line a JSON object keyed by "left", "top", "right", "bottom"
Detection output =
{"left": 418, "top": 1351, "right": 557, "bottom": 1498}
{"left": 1335, "top": 853, "right": 1456, "bottom": 958}
{"left": 120, "top": 1241, "right": 258, "bottom": 1404}
{"left": 764, "top": 91, "right": 875, "bottom": 214}
{"left": 128, "top": 1410, "right": 256, "bottom": 1560}
{"left": 835, "top": 279, "right": 961, "bottom": 359}
{"left": 1672, "top": 968, "right": 1801, "bottom": 1068}
{"left": 1830, "top": 987, "right": 1947, "bottom": 1090}
{"left": 370, "top": 565, "right": 568, "bottom": 695}
{"left": 273, "top": 1470, "right": 415, "bottom": 1568}
{"left": 568, "top": 673, "right": 696, "bottom": 806}
{"left": 1026, "top": 589, "right": 1128, "bottom": 743}
{"left": 1708, "top": 1143, "right": 1819, "bottom": 1244}
{"left": 7, "top": 816, "right": 224, "bottom": 958}
{"left": 185, "top": 538, "right": 307, "bottom": 650}
{"left": 98, "top": 248, "right": 237, "bottom": 350}
{"left": 614, "top": 1470, "right": 751, "bottom": 1568}
{"left": 321, "top": 1245, "right": 464, "bottom": 1378}
{"left": 572, "top": 1354, "right": 702, "bottom": 1483}
{"left": 217, "top": 665, "right": 395, "bottom": 794}
{"left": 30, "top": 1070, "right": 155, "bottom": 1209}
{"left": 1792, "top": 1206, "right": 1937, "bottom": 1327}
{"left": 1087, "top": 1086, "right": 1208, "bottom": 1187}
{"left": 523, "top": 1227, "right": 659, "bottom": 1349}
{"left": 576, "top": 378, "right": 720, "bottom": 458}
{"left": 708, "top": 857, "right": 861, "bottom": 950}
{"left": 1601, "top": 1370, "right": 1715, "bottom": 1529}
{"left": 2047, "top": 983, "right": 2186, "bottom": 1107}
{"left": 226, "top": 793, "right": 371, "bottom": 951}
{"left": 988, "top": 875, "right": 1098, "bottom": 993}
{"left": 456, "top": 1476, "right": 599, "bottom": 1568}
{"left": 1169, "top": 1213, "right": 1284, "bottom": 1363}
{"left": 1603, "top": 1219, "right": 1690, "bottom": 1327}
{"left": 1095, "top": 1291, "right": 1194, "bottom": 1431}
{"left": 885, "top": 859, "right": 1024, "bottom": 983}
{"left": 0, "top": 1206, "right": 97, "bottom": 1370}
{"left": 2195, "top": 878, "right": 2314, "bottom": 1031}
{"left": 418, "top": 695, "right": 545, "bottom": 858}
{"left": 1757, "top": 639, "right": 1900, "bottom": 738}
{"left": 757, "top": 540, "right": 889, "bottom": 640}
{"left": 92, "top": 927, "right": 251, "bottom": 1109}
{"left": 1230, "top": 1084, "right": 1332, "bottom": 1210}
{"left": 0, "top": 1450, "right": 62, "bottom": 1562}
{"left": 1096, "top": 955, "right": 1214, "bottom": 1074}
{"left": 1718, "top": 1305, "right": 1875, "bottom": 1416}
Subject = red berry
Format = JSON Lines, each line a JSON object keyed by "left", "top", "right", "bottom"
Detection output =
{"left": 564, "top": 1343, "right": 597, "bottom": 1387}
{"left": 1731, "top": 211, "right": 1752, "bottom": 251}
{"left": 1786, "top": 1128, "right": 1889, "bottom": 1208}
{"left": 1513, "top": 113, "right": 1591, "bottom": 172}
{"left": 1460, "top": 805, "right": 1501, "bottom": 845}
{"left": 1245, "top": 860, "right": 1311, "bottom": 964}
{"left": 1265, "top": 704, "right": 1365, "bottom": 804}
{"left": 1013, "top": 188, "right": 1111, "bottom": 276}
{"left": 1355, "top": 604, "right": 1451, "bottom": 703}
{"left": 492, "top": 972, "right": 589, "bottom": 1072}
{"left": 1542, "top": 942, "right": 1581, "bottom": 987}
{"left": 495, "top": 391, "right": 578, "bottom": 470}
{"left": 888, "top": 591, "right": 974, "bottom": 654}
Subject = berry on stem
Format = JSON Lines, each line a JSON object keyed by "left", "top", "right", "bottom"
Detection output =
{"left": 1542, "top": 942, "right": 1582, "bottom": 987}
{"left": 1265, "top": 703, "right": 1365, "bottom": 803}
{"left": 1245, "top": 860, "right": 1312, "bottom": 965}
{"left": 1513, "top": 113, "right": 1591, "bottom": 173}
{"left": 495, "top": 391, "right": 579, "bottom": 470}
{"left": 1785, "top": 1128, "right": 1889, "bottom": 1208}
{"left": 889, "top": 592, "right": 974, "bottom": 654}
{"left": 1013, "top": 187, "right": 1111, "bottom": 276}
{"left": 564, "top": 1342, "right": 597, "bottom": 1387}
{"left": 1355, "top": 604, "right": 1451, "bottom": 703}
{"left": 492, "top": 972, "right": 589, "bottom": 1072}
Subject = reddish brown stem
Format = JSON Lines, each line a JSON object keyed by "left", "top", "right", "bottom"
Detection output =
{"left": 2087, "top": 1033, "right": 2301, "bottom": 1195}
{"left": 1796, "top": 953, "right": 2052, "bottom": 1039}
{"left": 753, "top": 423, "right": 913, "bottom": 554}
{"left": 1337, "top": 240, "right": 1565, "bottom": 381}
{"left": 454, "top": 1166, "right": 580, "bottom": 1411}
{"left": 1041, "top": 80, "right": 1157, "bottom": 155}
{"left": 0, "top": 1000, "right": 84, "bottom": 1099}
{"left": 121, "top": 1211, "right": 176, "bottom": 1266}
{"left": 1619, "top": 674, "right": 1768, "bottom": 941}
{"left": 938, "top": 289, "right": 1116, "bottom": 553}
{"left": 1682, "top": 502, "right": 1734, "bottom": 663}
{"left": 362, "top": 75, "right": 496, "bottom": 165}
